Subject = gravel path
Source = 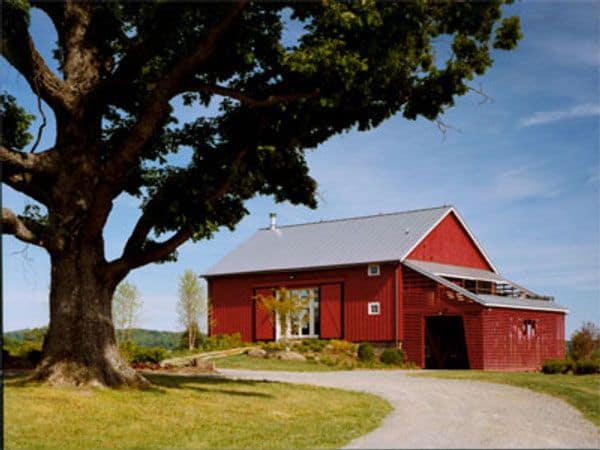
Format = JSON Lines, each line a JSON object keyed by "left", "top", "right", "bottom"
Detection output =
{"left": 219, "top": 369, "right": 599, "bottom": 449}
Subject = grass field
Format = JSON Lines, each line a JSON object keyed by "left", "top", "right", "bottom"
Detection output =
{"left": 212, "top": 354, "right": 341, "bottom": 371}
{"left": 212, "top": 353, "right": 415, "bottom": 371}
{"left": 417, "top": 371, "right": 600, "bottom": 427}
{"left": 4, "top": 372, "right": 391, "bottom": 450}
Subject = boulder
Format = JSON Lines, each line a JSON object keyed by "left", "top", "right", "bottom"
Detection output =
{"left": 273, "top": 350, "right": 306, "bottom": 361}
{"left": 161, "top": 357, "right": 214, "bottom": 371}
{"left": 186, "top": 358, "right": 215, "bottom": 371}
{"left": 247, "top": 348, "right": 268, "bottom": 358}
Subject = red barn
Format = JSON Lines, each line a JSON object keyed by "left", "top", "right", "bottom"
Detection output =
{"left": 203, "top": 206, "right": 567, "bottom": 370}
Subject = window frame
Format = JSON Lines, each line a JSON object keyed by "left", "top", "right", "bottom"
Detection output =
{"left": 368, "top": 301, "right": 381, "bottom": 315}
{"left": 367, "top": 264, "right": 381, "bottom": 277}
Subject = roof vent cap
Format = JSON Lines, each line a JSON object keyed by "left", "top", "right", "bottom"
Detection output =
{"left": 269, "top": 212, "right": 277, "bottom": 230}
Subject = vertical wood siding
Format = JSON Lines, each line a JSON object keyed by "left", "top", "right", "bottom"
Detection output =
{"left": 407, "top": 212, "right": 493, "bottom": 270}
{"left": 208, "top": 263, "right": 397, "bottom": 342}
{"left": 402, "top": 267, "right": 484, "bottom": 368}
{"left": 320, "top": 283, "right": 342, "bottom": 339}
{"left": 211, "top": 276, "right": 254, "bottom": 341}
{"left": 254, "top": 288, "right": 275, "bottom": 340}
{"left": 482, "top": 308, "right": 565, "bottom": 370}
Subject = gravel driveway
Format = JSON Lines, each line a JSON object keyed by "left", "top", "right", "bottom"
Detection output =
{"left": 219, "top": 369, "right": 599, "bottom": 449}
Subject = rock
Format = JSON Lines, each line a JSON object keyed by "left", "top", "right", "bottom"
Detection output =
{"left": 186, "top": 358, "right": 215, "bottom": 371}
{"left": 273, "top": 350, "right": 306, "bottom": 361}
{"left": 161, "top": 357, "right": 214, "bottom": 371}
{"left": 247, "top": 348, "right": 268, "bottom": 358}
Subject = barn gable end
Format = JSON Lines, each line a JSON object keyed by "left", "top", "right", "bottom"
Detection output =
{"left": 407, "top": 210, "right": 494, "bottom": 271}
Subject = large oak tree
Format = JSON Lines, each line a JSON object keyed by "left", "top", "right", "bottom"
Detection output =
{"left": 1, "top": 0, "right": 521, "bottom": 387}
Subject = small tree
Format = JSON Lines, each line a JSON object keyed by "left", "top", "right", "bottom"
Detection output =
{"left": 112, "top": 281, "right": 142, "bottom": 342}
{"left": 257, "top": 288, "right": 311, "bottom": 340}
{"left": 570, "top": 322, "right": 600, "bottom": 361}
{"left": 177, "top": 270, "right": 207, "bottom": 350}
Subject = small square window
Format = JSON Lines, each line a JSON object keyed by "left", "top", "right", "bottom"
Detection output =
{"left": 368, "top": 302, "right": 380, "bottom": 315}
{"left": 368, "top": 264, "right": 380, "bottom": 276}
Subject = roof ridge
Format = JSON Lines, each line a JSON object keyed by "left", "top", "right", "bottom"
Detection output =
{"left": 260, "top": 205, "right": 453, "bottom": 230}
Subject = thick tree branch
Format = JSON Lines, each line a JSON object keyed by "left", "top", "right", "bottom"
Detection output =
{"left": 1, "top": 27, "right": 71, "bottom": 115}
{"left": 1, "top": 145, "right": 58, "bottom": 204}
{"left": 128, "top": 228, "right": 193, "bottom": 271}
{"left": 181, "top": 81, "right": 320, "bottom": 108}
{"left": 61, "top": 2, "right": 104, "bottom": 94}
{"left": 1, "top": 207, "right": 46, "bottom": 248}
{"left": 0, "top": 145, "right": 57, "bottom": 173}
{"left": 111, "top": 143, "right": 251, "bottom": 276}
{"left": 104, "top": 1, "right": 246, "bottom": 184}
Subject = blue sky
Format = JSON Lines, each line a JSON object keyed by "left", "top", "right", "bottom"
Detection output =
{"left": 3, "top": 2, "right": 599, "bottom": 336}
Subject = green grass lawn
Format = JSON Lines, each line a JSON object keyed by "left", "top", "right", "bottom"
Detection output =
{"left": 212, "top": 354, "right": 342, "bottom": 371}
{"left": 4, "top": 372, "right": 391, "bottom": 450}
{"left": 212, "top": 353, "right": 415, "bottom": 372}
{"left": 416, "top": 370, "right": 600, "bottom": 427}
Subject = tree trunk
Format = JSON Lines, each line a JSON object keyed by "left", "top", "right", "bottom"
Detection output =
{"left": 31, "top": 244, "right": 148, "bottom": 387}
{"left": 188, "top": 327, "right": 193, "bottom": 351}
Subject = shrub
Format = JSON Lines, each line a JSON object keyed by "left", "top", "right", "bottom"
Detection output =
{"left": 329, "top": 340, "right": 356, "bottom": 355}
{"left": 570, "top": 322, "right": 600, "bottom": 361}
{"left": 380, "top": 348, "right": 405, "bottom": 366}
{"left": 118, "top": 340, "right": 138, "bottom": 363}
{"left": 320, "top": 355, "right": 337, "bottom": 366}
{"left": 357, "top": 343, "right": 375, "bottom": 362}
{"left": 296, "top": 339, "right": 328, "bottom": 353}
{"left": 574, "top": 359, "right": 600, "bottom": 375}
{"left": 132, "top": 346, "right": 168, "bottom": 364}
{"left": 541, "top": 358, "right": 570, "bottom": 374}
{"left": 26, "top": 350, "right": 42, "bottom": 367}
{"left": 209, "top": 333, "right": 243, "bottom": 351}
{"left": 261, "top": 341, "right": 288, "bottom": 353}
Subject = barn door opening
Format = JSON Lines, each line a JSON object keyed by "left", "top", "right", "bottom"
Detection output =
{"left": 425, "top": 316, "right": 469, "bottom": 369}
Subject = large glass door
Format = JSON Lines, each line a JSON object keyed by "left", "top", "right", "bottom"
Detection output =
{"left": 276, "top": 287, "right": 320, "bottom": 339}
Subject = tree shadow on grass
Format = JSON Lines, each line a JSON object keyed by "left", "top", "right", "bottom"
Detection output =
{"left": 4, "top": 370, "right": 276, "bottom": 399}
{"left": 145, "top": 373, "right": 276, "bottom": 399}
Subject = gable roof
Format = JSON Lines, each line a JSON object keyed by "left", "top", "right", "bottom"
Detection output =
{"left": 204, "top": 205, "right": 490, "bottom": 277}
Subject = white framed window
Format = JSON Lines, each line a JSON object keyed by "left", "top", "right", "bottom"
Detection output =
{"left": 368, "top": 302, "right": 380, "bottom": 315}
{"left": 367, "top": 264, "right": 380, "bottom": 276}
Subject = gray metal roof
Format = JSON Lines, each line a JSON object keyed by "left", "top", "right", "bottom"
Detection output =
{"left": 402, "top": 260, "right": 568, "bottom": 313}
{"left": 405, "top": 260, "right": 504, "bottom": 283}
{"left": 478, "top": 295, "right": 569, "bottom": 313}
{"left": 204, "top": 206, "right": 452, "bottom": 276}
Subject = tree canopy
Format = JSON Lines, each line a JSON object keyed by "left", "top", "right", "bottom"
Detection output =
{"left": 0, "top": 0, "right": 521, "bottom": 387}
{"left": 2, "top": 0, "right": 521, "bottom": 271}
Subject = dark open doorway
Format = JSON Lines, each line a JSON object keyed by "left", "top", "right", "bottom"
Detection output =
{"left": 425, "top": 316, "right": 470, "bottom": 369}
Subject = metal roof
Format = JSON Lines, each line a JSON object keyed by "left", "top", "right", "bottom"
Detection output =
{"left": 402, "top": 260, "right": 568, "bottom": 313}
{"left": 477, "top": 295, "right": 569, "bottom": 313}
{"left": 204, "top": 206, "right": 453, "bottom": 276}
{"left": 404, "top": 260, "right": 504, "bottom": 283}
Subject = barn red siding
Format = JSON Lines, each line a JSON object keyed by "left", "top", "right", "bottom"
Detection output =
{"left": 210, "top": 276, "right": 255, "bottom": 341}
{"left": 408, "top": 212, "right": 493, "bottom": 270}
{"left": 209, "top": 263, "right": 398, "bottom": 342}
{"left": 320, "top": 283, "right": 343, "bottom": 339}
{"left": 254, "top": 288, "right": 275, "bottom": 340}
{"left": 402, "top": 266, "right": 484, "bottom": 369}
{"left": 482, "top": 308, "right": 565, "bottom": 370}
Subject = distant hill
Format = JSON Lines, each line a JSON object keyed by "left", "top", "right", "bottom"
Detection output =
{"left": 4, "top": 327, "right": 183, "bottom": 350}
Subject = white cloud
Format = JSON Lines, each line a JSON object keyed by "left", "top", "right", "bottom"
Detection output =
{"left": 519, "top": 103, "right": 600, "bottom": 127}
{"left": 491, "top": 166, "right": 561, "bottom": 200}
{"left": 543, "top": 39, "right": 600, "bottom": 67}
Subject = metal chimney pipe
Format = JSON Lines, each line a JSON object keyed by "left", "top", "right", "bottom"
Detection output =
{"left": 269, "top": 212, "right": 277, "bottom": 230}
